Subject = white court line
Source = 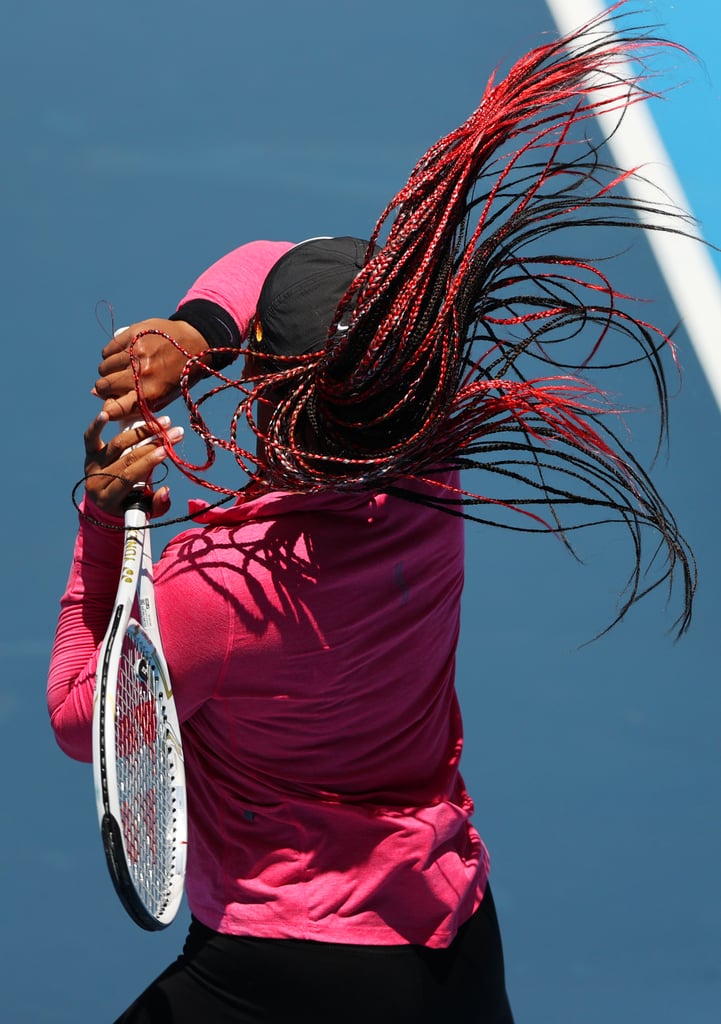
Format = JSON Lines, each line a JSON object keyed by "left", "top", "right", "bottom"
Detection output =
{"left": 545, "top": 0, "right": 721, "bottom": 414}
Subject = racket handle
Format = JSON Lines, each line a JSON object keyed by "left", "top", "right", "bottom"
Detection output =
{"left": 114, "top": 329, "right": 159, "bottom": 513}
{"left": 124, "top": 489, "right": 153, "bottom": 514}
{"left": 120, "top": 420, "right": 155, "bottom": 514}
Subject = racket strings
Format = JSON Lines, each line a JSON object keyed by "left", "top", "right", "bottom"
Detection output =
{"left": 115, "top": 630, "right": 181, "bottom": 917}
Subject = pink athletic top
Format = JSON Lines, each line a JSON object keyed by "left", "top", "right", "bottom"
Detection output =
{"left": 47, "top": 242, "right": 490, "bottom": 948}
{"left": 175, "top": 238, "right": 294, "bottom": 325}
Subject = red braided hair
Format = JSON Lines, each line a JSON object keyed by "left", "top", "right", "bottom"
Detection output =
{"left": 128, "top": 2, "right": 697, "bottom": 635}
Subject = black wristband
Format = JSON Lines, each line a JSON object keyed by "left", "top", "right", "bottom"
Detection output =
{"left": 169, "top": 299, "right": 243, "bottom": 370}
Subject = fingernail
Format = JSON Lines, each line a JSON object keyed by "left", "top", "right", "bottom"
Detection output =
{"left": 158, "top": 415, "right": 171, "bottom": 426}
{"left": 166, "top": 426, "right": 184, "bottom": 442}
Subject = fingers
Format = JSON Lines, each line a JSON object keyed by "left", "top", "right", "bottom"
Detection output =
{"left": 88, "top": 318, "right": 197, "bottom": 515}
{"left": 83, "top": 409, "right": 110, "bottom": 458}
{"left": 97, "top": 349, "right": 131, "bottom": 380}
{"left": 84, "top": 411, "right": 154, "bottom": 460}
{"left": 99, "top": 391, "right": 139, "bottom": 421}
{"left": 95, "top": 340, "right": 140, "bottom": 405}
{"left": 106, "top": 419, "right": 181, "bottom": 470}
{"left": 93, "top": 369, "right": 134, "bottom": 402}
{"left": 93, "top": 347, "right": 136, "bottom": 416}
{"left": 83, "top": 414, "right": 184, "bottom": 517}
{"left": 96, "top": 324, "right": 151, "bottom": 404}
{"left": 95, "top": 321, "right": 183, "bottom": 416}
{"left": 150, "top": 486, "right": 172, "bottom": 519}
{"left": 100, "top": 325, "right": 134, "bottom": 360}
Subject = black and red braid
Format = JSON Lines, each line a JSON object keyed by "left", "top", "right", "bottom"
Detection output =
{"left": 128, "top": 2, "right": 698, "bottom": 634}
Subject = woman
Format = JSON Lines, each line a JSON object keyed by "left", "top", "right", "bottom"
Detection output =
{"left": 48, "top": 9, "right": 695, "bottom": 1022}
{"left": 50, "top": 236, "right": 513, "bottom": 1023}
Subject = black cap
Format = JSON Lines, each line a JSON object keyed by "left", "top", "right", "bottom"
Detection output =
{"left": 254, "top": 236, "right": 373, "bottom": 356}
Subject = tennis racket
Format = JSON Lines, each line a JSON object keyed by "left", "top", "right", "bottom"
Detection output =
{"left": 92, "top": 410, "right": 187, "bottom": 930}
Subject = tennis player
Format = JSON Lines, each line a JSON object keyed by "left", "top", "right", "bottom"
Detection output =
{"left": 48, "top": 10, "right": 695, "bottom": 1022}
{"left": 50, "top": 236, "right": 514, "bottom": 1022}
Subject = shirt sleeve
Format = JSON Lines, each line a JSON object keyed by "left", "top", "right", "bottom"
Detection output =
{"left": 47, "top": 505, "right": 225, "bottom": 762}
{"left": 169, "top": 240, "right": 295, "bottom": 367}
{"left": 47, "top": 500, "right": 125, "bottom": 762}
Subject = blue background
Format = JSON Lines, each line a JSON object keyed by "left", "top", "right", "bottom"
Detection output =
{"left": 1, "top": 2, "right": 718, "bottom": 1020}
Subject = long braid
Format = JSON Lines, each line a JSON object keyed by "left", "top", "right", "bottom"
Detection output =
{"left": 131, "top": 3, "right": 697, "bottom": 634}
{"left": 258, "top": 6, "right": 691, "bottom": 479}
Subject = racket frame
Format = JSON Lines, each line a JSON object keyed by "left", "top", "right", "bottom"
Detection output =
{"left": 93, "top": 493, "right": 187, "bottom": 930}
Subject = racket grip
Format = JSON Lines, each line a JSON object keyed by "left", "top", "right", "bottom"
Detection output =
{"left": 120, "top": 420, "right": 155, "bottom": 514}
{"left": 124, "top": 489, "right": 153, "bottom": 514}
{"left": 119, "top": 414, "right": 155, "bottom": 511}
{"left": 114, "top": 329, "right": 162, "bottom": 512}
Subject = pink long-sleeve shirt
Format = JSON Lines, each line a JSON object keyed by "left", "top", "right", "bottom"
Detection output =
{"left": 48, "top": 242, "right": 489, "bottom": 947}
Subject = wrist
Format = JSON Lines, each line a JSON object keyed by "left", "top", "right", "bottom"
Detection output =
{"left": 168, "top": 320, "right": 214, "bottom": 382}
{"left": 169, "top": 299, "right": 242, "bottom": 369}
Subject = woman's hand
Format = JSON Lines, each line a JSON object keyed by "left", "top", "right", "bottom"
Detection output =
{"left": 93, "top": 319, "right": 211, "bottom": 421}
{"left": 83, "top": 412, "right": 184, "bottom": 518}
